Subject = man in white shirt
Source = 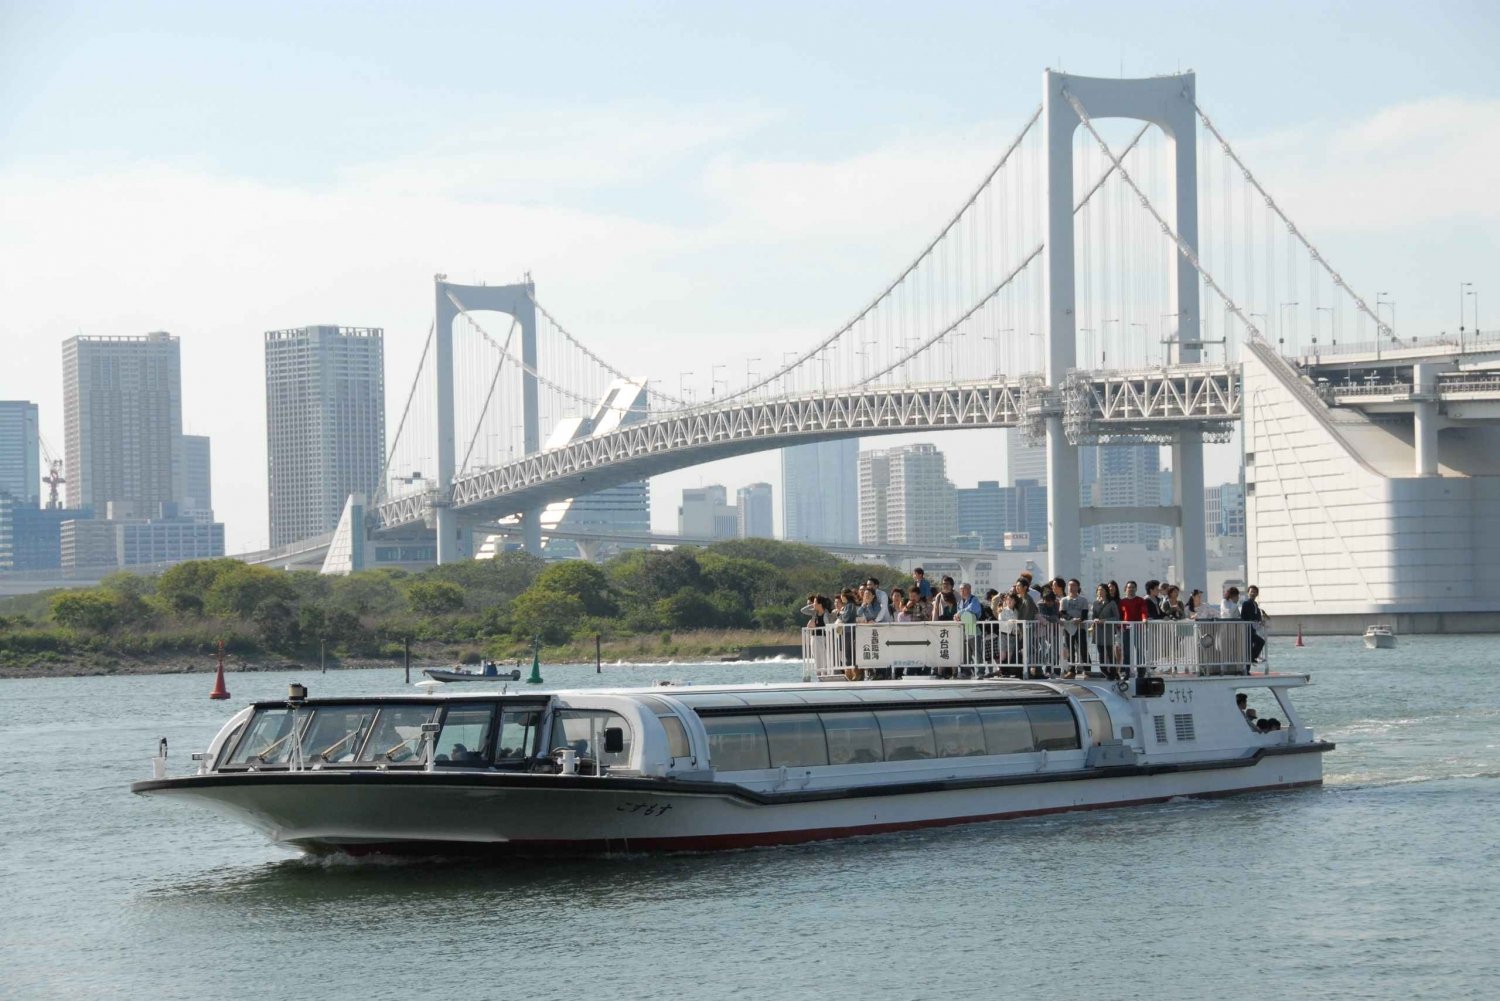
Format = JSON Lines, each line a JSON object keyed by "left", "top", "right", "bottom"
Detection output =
{"left": 865, "top": 577, "right": 891, "bottom": 623}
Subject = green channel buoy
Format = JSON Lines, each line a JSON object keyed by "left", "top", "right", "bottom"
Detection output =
{"left": 526, "top": 639, "right": 544, "bottom": 685}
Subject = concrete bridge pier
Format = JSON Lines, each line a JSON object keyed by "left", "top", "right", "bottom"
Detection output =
{"left": 1413, "top": 361, "right": 1443, "bottom": 476}
{"left": 1172, "top": 430, "right": 1208, "bottom": 592}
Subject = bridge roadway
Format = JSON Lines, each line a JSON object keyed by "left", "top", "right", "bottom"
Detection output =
{"left": 373, "top": 365, "right": 1242, "bottom": 536}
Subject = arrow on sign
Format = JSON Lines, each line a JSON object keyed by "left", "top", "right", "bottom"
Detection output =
{"left": 885, "top": 640, "right": 933, "bottom": 647}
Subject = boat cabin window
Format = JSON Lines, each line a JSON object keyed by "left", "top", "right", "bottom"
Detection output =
{"left": 1026, "top": 704, "right": 1082, "bottom": 751}
{"left": 763, "top": 713, "right": 829, "bottom": 768}
{"left": 876, "top": 709, "right": 937, "bottom": 761}
{"left": 226, "top": 708, "right": 303, "bottom": 766}
{"left": 303, "top": 707, "right": 378, "bottom": 763}
{"left": 702, "top": 716, "right": 771, "bottom": 771}
{"left": 690, "top": 700, "right": 1083, "bottom": 773}
{"left": 659, "top": 715, "right": 692, "bottom": 759}
{"left": 821, "top": 712, "right": 883, "bottom": 766}
{"left": 436, "top": 706, "right": 495, "bottom": 766}
{"left": 496, "top": 706, "right": 543, "bottom": 763}
{"left": 927, "top": 708, "right": 987, "bottom": 757}
{"left": 358, "top": 705, "right": 439, "bottom": 764}
{"left": 1079, "top": 700, "right": 1113, "bottom": 746}
{"left": 975, "top": 706, "right": 1034, "bottom": 754}
{"left": 550, "top": 710, "right": 634, "bottom": 768}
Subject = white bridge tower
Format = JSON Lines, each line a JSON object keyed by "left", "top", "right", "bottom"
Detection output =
{"left": 1043, "top": 70, "right": 1207, "bottom": 590}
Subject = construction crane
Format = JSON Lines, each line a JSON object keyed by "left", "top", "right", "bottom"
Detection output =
{"left": 39, "top": 435, "right": 64, "bottom": 510}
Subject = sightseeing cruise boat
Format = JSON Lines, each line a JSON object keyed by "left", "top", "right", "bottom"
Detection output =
{"left": 132, "top": 621, "right": 1330, "bottom": 855}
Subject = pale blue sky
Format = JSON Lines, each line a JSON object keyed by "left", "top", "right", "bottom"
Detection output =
{"left": 3, "top": 1, "right": 1497, "bottom": 549}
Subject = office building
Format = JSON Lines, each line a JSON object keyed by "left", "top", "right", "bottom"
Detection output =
{"left": 679, "top": 485, "right": 737, "bottom": 540}
{"left": 0, "top": 401, "right": 40, "bottom": 507}
{"left": 1080, "top": 444, "right": 1165, "bottom": 550}
{"left": 860, "top": 444, "right": 956, "bottom": 548}
{"left": 782, "top": 439, "right": 858, "bottom": 544}
{"left": 1206, "top": 481, "right": 1246, "bottom": 538}
{"left": 62, "top": 333, "right": 183, "bottom": 518}
{"left": 736, "top": 483, "right": 773, "bottom": 539}
{"left": 1007, "top": 429, "right": 1047, "bottom": 487}
{"left": 182, "top": 434, "right": 213, "bottom": 523}
{"left": 59, "top": 507, "right": 224, "bottom": 570}
{"left": 0, "top": 498, "right": 88, "bottom": 571}
{"left": 956, "top": 480, "right": 1006, "bottom": 549}
{"left": 265, "top": 326, "right": 386, "bottom": 547}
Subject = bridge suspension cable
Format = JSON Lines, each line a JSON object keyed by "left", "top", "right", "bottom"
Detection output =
{"left": 1061, "top": 88, "right": 1266, "bottom": 344}
{"left": 865, "top": 244, "right": 1046, "bottom": 382}
{"left": 697, "top": 104, "right": 1045, "bottom": 404}
{"left": 448, "top": 290, "right": 651, "bottom": 415}
{"left": 373, "top": 318, "right": 435, "bottom": 505}
{"left": 1192, "top": 101, "right": 1393, "bottom": 341}
{"left": 458, "top": 314, "right": 519, "bottom": 477}
{"left": 525, "top": 288, "right": 692, "bottom": 408}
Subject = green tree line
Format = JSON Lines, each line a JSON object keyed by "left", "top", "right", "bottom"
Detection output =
{"left": 0, "top": 540, "right": 901, "bottom": 666}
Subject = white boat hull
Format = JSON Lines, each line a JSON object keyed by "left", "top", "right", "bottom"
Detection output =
{"left": 1364, "top": 634, "right": 1396, "bottom": 649}
{"left": 135, "top": 747, "right": 1326, "bottom": 855}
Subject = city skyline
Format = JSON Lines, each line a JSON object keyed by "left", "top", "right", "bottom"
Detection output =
{"left": 4, "top": 3, "right": 1497, "bottom": 552}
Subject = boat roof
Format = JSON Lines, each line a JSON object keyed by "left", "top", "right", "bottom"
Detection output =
{"left": 252, "top": 673, "right": 1310, "bottom": 711}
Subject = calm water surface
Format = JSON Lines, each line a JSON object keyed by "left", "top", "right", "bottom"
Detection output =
{"left": 2, "top": 637, "right": 1497, "bottom": 1000}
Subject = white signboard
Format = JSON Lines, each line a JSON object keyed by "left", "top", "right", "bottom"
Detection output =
{"left": 853, "top": 623, "right": 961, "bottom": 670}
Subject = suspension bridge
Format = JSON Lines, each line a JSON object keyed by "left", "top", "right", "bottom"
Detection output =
{"left": 305, "top": 69, "right": 1500, "bottom": 619}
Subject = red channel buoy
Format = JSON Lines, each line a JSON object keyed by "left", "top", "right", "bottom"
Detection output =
{"left": 209, "top": 640, "right": 231, "bottom": 700}
{"left": 1295, "top": 623, "right": 1305, "bottom": 647}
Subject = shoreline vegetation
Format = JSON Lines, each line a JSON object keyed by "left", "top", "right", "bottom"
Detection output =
{"left": 0, "top": 539, "right": 898, "bottom": 680}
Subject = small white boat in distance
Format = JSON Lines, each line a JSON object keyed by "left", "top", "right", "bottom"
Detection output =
{"left": 423, "top": 663, "right": 522, "bottom": 683}
{"left": 1364, "top": 625, "right": 1397, "bottom": 649}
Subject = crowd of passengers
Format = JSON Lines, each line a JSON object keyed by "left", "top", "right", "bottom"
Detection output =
{"left": 802, "top": 569, "right": 1269, "bottom": 680}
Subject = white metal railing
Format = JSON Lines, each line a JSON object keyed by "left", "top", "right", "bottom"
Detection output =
{"left": 802, "top": 620, "right": 1258, "bottom": 681}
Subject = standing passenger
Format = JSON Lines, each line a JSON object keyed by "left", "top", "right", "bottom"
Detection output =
{"left": 1089, "top": 584, "right": 1121, "bottom": 679}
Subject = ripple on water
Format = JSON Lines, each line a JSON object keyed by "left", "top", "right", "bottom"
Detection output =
{"left": 3, "top": 636, "right": 1500, "bottom": 1001}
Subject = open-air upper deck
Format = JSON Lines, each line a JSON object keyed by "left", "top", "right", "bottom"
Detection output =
{"left": 802, "top": 618, "right": 1261, "bottom": 682}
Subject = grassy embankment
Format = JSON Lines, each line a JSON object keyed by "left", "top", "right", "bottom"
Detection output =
{"left": 0, "top": 538, "right": 895, "bottom": 678}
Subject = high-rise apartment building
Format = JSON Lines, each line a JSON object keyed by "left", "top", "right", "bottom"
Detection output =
{"left": 0, "top": 401, "right": 40, "bottom": 507}
{"left": 736, "top": 483, "right": 773, "bottom": 539}
{"left": 182, "top": 434, "right": 213, "bottom": 523}
{"left": 265, "top": 326, "right": 386, "bottom": 547}
{"left": 679, "top": 485, "right": 737, "bottom": 539}
{"left": 857, "top": 449, "right": 891, "bottom": 545}
{"left": 782, "top": 439, "right": 858, "bottom": 544}
{"left": 860, "top": 444, "right": 956, "bottom": 548}
{"left": 62, "top": 333, "right": 183, "bottom": 518}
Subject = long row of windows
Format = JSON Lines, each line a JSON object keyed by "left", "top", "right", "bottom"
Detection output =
{"left": 700, "top": 703, "right": 1081, "bottom": 772}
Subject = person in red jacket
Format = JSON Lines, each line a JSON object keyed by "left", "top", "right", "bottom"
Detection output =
{"left": 1117, "top": 580, "right": 1147, "bottom": 678}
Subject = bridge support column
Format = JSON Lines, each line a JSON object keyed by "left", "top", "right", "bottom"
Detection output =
{"left": 433, "top": 277, "right": 544, "bottom": 561}
{"left": 1172, "top": 431, "right": 1207, "bottom": 592}
{"left": 1413, "top": 362, "right": 1440, "bottom": 476}
{"left": 521, "top": 508, "right": 543, "bottom": 555}
{"left": 1045, "top": 420, "right": 1080, "bottom": 579}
